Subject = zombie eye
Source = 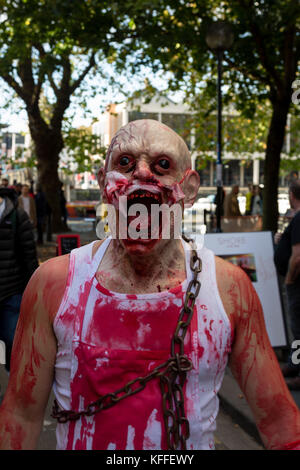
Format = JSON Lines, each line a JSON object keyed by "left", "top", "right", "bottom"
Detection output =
{"left": 157, "top": 159, "right": 170, "bottom": 170}
{"left": 119, "top": 155, "right": 131, "bottom": 166}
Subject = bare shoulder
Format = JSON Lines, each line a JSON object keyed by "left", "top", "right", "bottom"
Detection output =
{"left": 23, "top": 254, "right": 70, "bottom": 324}
{"left": 215, "top": 254, "right": 243, "bottom": 291}
{"left": 214, "top": 255, "right": 258, "bottom": 332}
{"left": 38, "top": 253, "right": 70, "bottom": 280}
{"left": 22, "top": 239, "right": 106, "bottom": 325}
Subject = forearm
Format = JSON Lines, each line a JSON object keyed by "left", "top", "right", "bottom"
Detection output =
{"left": 285, "top": 256, "right": 300, "bottom": 284}
{"left": 267, "top": 436, "right": 300, "bottom": 450}
{"left": 279, "top": 440, "right": 300, "bottom": 450}
{"left": 232, "top": 351, "right": 300, "bottom": 451}
{"left": 231, "top": 364, "right": 300, "bottom": 450}
{"left": 0, "top": 407, "right": 43, "bottom": 450}
{"left": 263, "top": 423, "right": 300, "bottom": 450}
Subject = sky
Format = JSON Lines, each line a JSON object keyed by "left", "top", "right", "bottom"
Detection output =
{"left": 0, "top": 86, "right": 124, "bottom": 133}
{"left": 0, "top": 63, "right": 184, "bottom": 134}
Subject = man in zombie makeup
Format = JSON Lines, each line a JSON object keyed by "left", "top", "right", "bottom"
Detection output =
{"left": 0, "top": 119, "right": 300, "bottom": 450}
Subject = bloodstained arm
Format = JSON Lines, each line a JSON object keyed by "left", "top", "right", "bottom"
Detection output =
{"left": 216, "top": 257, "right": 300, "bottom": 450}
{"left": 0, "top": 254, "right": 69, "bottom": 449}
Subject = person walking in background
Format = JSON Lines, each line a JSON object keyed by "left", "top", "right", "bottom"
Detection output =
{"left": 251, "top": 185, "right": 263, "bottom": 216}
{"left": 224, "top": 184, "right": 241, "bottom": 217}
{"left": 34, "top": 184, "right": 48, "bottom": 245}
{"left": 59, "top": 182, "right": 68, "bottom": 225}
{"left": 29, "top": 180, "right": 35, "bottom": 198}
{"left": 0, "top": 187, "right": 38, "bottom": 372}
{"left": 18, "top": 184, "right": 37, "bottom": 228}
{"left": 274, "top": 179, "right": 300, "bottom": 390}
{"left": 245, "top": 184, "right": 254, "bottom": 215}
{"left": 14, "top": 183, "right": 22, "bottom": 197}
{"left": 1, "top": 178, "right": 9, "bottom": 188}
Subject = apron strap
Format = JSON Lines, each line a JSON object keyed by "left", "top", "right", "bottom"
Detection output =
{"left": 72, "top": 237, "right": 111, "bottom": 341}
{"left": 90, "top": 236, "right": 112, "bottom": 274}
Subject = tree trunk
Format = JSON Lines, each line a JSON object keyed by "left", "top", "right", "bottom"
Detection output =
{"left": 37, "top": 151, "right": 68, "bottom": 234}
{"left": 262, "top": 97, "right": 290, "bottom": 232}
{"left": 29, "top": 117, "right": 68, "bottom": 233}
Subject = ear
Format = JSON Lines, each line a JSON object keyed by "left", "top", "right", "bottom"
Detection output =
{"left": 183, "top": 170, "right": 200, "bottom": 208}
{"left": 97, "top": 167, "right": 108, "bottom": 203}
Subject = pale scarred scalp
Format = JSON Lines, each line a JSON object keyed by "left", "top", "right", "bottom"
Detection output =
{"left": 105, "top": 119, "right": 191, "bottom": 172}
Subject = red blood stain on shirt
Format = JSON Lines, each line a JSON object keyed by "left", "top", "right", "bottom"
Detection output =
{"left": 204, "top": 328, "right": 212, "bottom": 343}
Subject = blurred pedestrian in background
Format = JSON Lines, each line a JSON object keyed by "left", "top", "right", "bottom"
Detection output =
{"left": 18, "top": 184, "right": 37, "bottom": 228}
{"left": 224, "top": 184, "right": 241, "bottom": 217}
{"left": 29, "top": 180, "right": 35, "bottom": 198}
{"left": 274, "top": 179, "right": 300, "bottom": 390}
{"left": 14, "top": 183, "right": 22, "bottom": 196}
{"left": 0, "top": 187, "right": 38, "bottom": 372}
{"left": 245, "top": 183, "right": 254, "bottom": 215}
{"left": 251, "top": 185, "right": 263, "bottom": 216}
{"left": 1, "top": 178, "right": 9, "bottom": 188}
{"left": 35, "top": 183, "right": 48, "bottom": 245}
{"left": 60, "top": 182, "right": 68, "bottom": 225}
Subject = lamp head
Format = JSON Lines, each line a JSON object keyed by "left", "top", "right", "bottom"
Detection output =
{"left": 205, "top": 21, "right": 234, "bottom": 52}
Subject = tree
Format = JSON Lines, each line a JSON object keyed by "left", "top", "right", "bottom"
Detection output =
{"left": 61, "top": 125, "right": 106, "bottom": 175}
{"left": 127, "top": 0, "right": 300, "bottom": 231}
{"left": 0, "top": 0, "right": 136, "bottom": 231}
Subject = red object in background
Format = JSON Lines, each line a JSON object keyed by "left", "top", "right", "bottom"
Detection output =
{"left": 56, "top": 234, "right": 80, "bottom": 256}
{"left": 66, "top": 201, "right": 97, "bottom": 219}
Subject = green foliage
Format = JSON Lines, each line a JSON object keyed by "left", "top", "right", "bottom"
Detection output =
{"left": 129, "top": 0, "right": 300, "bottom": 101}
{"left": 0, "top": 0, "right": 143, "bottom": 147}
{"left": 2, "top": 125, "right": 107, "bottom": 173}
{"left": 62, "top": 125, "right": 106, "bottom": 173}
{"left": 280, "top": 156, "right": 300, "bottom": 173}
{"left": 126, "top": 0, "right": 299, "bottom": 134}
{"left": 184, "top": 94, "right": 271, "bottom": 159}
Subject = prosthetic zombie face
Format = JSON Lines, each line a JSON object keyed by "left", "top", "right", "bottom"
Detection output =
{"left": 98, "top": 119, "right": 200, "bottom": 254}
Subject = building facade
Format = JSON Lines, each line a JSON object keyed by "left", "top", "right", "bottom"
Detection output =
{"left": 0, "top": 130, "right": 32, "bottom": 184}
{"left": 92, "top": 94, "right": 299, "bottom": 193}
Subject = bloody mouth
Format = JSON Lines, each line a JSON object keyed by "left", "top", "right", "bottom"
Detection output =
{"left": 126, "top": 189, "right": 163, "bottom": 241}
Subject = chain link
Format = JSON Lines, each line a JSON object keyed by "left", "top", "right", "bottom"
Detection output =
{"left": 52, "top": 234, "right": 202, "bottom": 450}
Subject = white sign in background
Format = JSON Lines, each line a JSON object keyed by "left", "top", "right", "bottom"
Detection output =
{"left": 0, "top": 340, "right": 5, "bottom": 365}
{"left": 204, "top": 231, "right": 287, "bottom": 348}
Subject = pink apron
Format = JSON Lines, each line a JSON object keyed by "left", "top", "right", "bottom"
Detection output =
{"left": 65, "top": 267, "right": 197, "bottom": 450}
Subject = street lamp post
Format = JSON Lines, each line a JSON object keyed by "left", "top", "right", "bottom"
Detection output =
{"left": 205, "top": 21, "right": 234, "bottom": 232}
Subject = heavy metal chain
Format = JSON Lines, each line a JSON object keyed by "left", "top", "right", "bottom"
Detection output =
{"left": 52, "top": 234, "right": 202, "bottom": 450}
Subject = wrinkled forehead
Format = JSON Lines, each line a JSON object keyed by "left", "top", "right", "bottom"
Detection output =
{"left": 105, "top": 119, "right": 190, "bottom": 170}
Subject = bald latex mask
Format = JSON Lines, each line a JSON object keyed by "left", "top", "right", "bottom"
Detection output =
{"left": 98, "top": 119, "right": 200, "bottom": 251}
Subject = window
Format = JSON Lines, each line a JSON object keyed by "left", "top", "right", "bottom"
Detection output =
{"left": 161, "top": 113, "right": 191, "bottom": 148}
{"left": 223, "top": 160, "right": 240, "bottom": 186}
{"left": 243, "top": 160, "right": 253, "bottom": 186}
{"left": 196, "top": 159, "right": 212, "bottom": 187}
{"left": 15, "top": 134, "right": 25, "bottom": 145}
{"left": 259, "top": 160, "right": 264, "bottom": 185}
{"left": 128, "top": 111, "right": 159, "bottom": 122}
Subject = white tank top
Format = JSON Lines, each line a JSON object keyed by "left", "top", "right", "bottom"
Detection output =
{"left": 52, "top": 237, "right": 232, "bottom": 450}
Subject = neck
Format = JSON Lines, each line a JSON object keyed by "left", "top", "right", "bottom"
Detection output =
{"left": 294, "top": 203, "right": 300, "bottom": 213}
{"left": 111, "top": 237, "right": 185, "bottom": 281}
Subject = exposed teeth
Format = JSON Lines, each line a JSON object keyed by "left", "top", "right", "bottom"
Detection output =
{"left": 127, "top": 184, "right": 161, "bottom": 196}
{"left": 127, "top": 191, "right": 160, "bottom": 201}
